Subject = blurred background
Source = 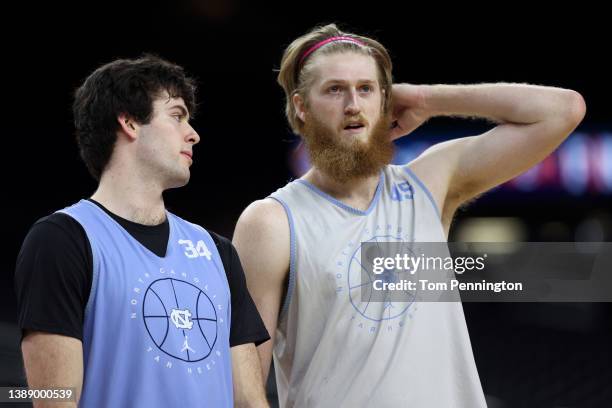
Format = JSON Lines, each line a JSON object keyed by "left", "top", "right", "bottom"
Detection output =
{"left": 1, "top": 1, "right": 610, "bottom": 406}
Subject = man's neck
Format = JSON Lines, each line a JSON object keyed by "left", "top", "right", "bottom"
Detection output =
{"left": 303, "top": 167, "right": 382, "bottom": 212}
{"left": 91, "top": 169, "right": 167, "bottom": 226}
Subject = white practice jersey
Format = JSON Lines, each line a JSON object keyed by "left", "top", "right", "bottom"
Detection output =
{"left": 269, "top": 164, "right": 487, "bottom": 408}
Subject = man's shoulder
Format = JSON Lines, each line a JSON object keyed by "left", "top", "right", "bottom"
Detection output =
{"left": 238, "top": 198, "right": 288, "bottom": 230}
{"left": 234, "top": 198, "right": 290, "bottom": 254}
{"left": 233, "top": 198, "right": 290, "bottom": 281}
{"left": 28, "top": 211, "right": 87, "bottom": 240}
{"left": 17, "top": 210, "right": 92, "bottom": 281}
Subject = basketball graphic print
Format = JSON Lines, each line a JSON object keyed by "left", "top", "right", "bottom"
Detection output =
{"left": 143, "top": 278, "right": 218, "bottom": 362}
{"left": 348, "top": 235, "right": 417, "bottom": 322}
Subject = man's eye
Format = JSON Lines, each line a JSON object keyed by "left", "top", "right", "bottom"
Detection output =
{"left": 360, "top": 85, "right": 372, "bottom": 93}
{"left": 173, "top": 114, "right": 185, "bottom": 122}
{"left": 328, "top": 86, "right": 341, "bottom": 93}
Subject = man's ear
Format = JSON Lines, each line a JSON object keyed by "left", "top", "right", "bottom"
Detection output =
{"left": 117, "top": 114, "right": 139, "bottom": 140}
{"left": 292, "top": 92, "right": 307, "bottom": 123}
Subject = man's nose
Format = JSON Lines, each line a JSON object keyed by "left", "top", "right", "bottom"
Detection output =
{"left": 344, "top": 89, "right": 361, "bottom": 116}
{"left": 186, "top": 123, "right": 200, "bottom": 145}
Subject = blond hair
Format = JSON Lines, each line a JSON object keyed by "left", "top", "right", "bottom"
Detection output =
{"left": 277, "top": 24, "right": 393, "bottom": 136}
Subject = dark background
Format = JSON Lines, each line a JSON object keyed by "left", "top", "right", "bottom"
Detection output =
{"left": 1, "top": 1, "right": 611, "bottom": 407}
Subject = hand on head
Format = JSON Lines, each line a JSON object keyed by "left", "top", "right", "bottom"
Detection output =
{"left": 389, "top": 84, "right": 430, "bottom": 140}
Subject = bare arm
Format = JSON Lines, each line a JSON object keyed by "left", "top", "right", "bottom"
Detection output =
{"left": 21, "top": 331, "right": 83, "bottom": 407}
{"left": 391, "top": 83, "right": 586, "bottom": 231}
{"left": 231, "top": 343, "right": 269, "bottom": 407}
{"left": 232, "top": 199, "right": 290, "bottom": 382}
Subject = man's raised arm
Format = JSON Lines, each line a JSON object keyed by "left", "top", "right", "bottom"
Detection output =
{"left": 392, "top": 83, "right": 586, "bottom": 229}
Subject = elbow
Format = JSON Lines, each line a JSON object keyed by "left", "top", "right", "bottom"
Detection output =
{"left": 562, "top": 90, "right": 587, "bottom": 128}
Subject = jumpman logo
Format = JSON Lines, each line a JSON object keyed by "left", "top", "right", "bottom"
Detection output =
{"left": 181, "top": 335, "right": 195, "bottom": 353}
{"left": 170, "top": 308, "right": 194, "bottom": 330}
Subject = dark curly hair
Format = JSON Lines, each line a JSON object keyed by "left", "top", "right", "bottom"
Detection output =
{"left": 73, "top": 54, "right": 197, "bottom": 180}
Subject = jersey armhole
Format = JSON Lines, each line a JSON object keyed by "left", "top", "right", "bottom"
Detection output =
{"left": 268, "top": 197, "right": 296, "bottom": 322}
{"left": 402, "top": 166, "right": 442, "bottom": 219}
{"left": 56, "top": 209, "right": 99, "bottom": 321}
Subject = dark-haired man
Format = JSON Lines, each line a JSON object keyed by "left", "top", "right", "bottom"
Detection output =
{"left": 15, "top": 55, "right": 270, "bottom": 407}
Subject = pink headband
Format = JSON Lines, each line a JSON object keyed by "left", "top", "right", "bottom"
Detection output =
{"left": 299, "top": 36, "right": 367, "bottom": 66}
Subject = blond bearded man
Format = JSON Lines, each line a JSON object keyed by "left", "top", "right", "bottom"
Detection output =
{"left": 233, "top": 24, "right": 586, "bottom": 407}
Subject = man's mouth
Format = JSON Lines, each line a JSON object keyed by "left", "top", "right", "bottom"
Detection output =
{"left": 343, "top": 122, "right": 366, "bottom": 132}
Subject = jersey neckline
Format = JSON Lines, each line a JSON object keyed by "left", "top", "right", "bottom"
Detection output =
{"left": 296, "top": 170, "right": 385, "bottom": 216}
{"left": 80, "top": 199, "right": 175, "bottom": 259}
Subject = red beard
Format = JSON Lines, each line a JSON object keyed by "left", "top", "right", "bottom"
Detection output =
{"left": 302, "top": 111, "right": 394, "bottom": 183}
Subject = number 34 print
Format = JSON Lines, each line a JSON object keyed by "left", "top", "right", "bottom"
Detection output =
{"left": 178, "top": 240, "right": 212, "bottom": 260}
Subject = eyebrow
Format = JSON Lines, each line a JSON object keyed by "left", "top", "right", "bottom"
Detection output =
{"left": 321, "top": 78, "right": 378, "bottom": 86}
{"left": 168, "top": 104, "right": 190, "bottom": 118}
